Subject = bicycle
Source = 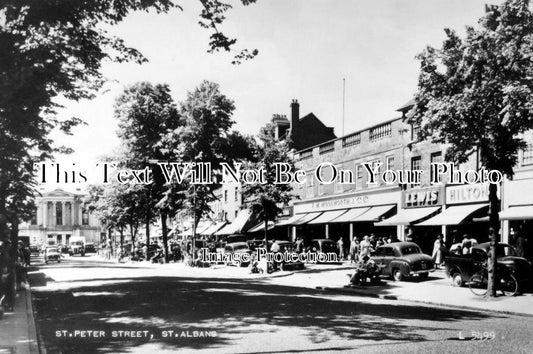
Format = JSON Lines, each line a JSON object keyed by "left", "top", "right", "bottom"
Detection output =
{"left": 468, "top": 265, "right": 518, "bottom": 297}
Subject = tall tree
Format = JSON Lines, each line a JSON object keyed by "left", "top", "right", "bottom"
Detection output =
{"left": 407, "top": 0, "right": 533, "bottom": 297}
{"left": 241, "top": 123, "right": 296, "bottom": 248}
{"left": 114, "top": 82, "right": 182, "bottom": 261}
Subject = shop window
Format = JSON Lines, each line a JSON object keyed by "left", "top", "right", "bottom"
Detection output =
{"left": 522, "top": 143, "right": 533, "bottom": 166}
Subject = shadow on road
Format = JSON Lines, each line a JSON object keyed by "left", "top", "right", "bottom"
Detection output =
{"left": 29, "top": 273, "right": 497, "bottom": 353}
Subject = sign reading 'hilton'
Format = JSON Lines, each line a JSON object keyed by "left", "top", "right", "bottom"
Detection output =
{"left": 446, "top": 184, "right": 492, "bottom": 205}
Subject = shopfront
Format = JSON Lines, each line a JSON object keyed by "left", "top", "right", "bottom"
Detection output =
{"left": 290, "top": 188, "right": 401, "bottom": 244}
{"left": 376, "top": 186, "right": 444, "bottom": 253}
{"left": 501, "top": 177, "right": 533, "bottom": 260}
{"left": 418, "top": 184, "right": 491, "bottom": 247}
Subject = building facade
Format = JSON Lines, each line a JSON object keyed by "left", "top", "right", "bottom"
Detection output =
{"left": 19, "top": 188, "right": 103, "bottom": 246}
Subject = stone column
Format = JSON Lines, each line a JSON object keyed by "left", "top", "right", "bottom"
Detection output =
{"left": 36, "top": 202, "right": 42, "bottom": 226}
{"left": 349, "top": 223, "right": 354, "bottom": 241}
{"left": 43, "top": 202, "right": 48, "bottom": 227}
{"left": 61, "top": 201, "right": 66, "bottom": 226}
{"left": 325, "top": 224, "right": 329, "bottom": 238}
{"left": 52, "top": 202, "right": 57, "bottom": 227}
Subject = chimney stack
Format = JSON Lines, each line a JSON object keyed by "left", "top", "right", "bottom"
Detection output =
{"left": 290, "top": 99, "right": 299, "bottom": 133}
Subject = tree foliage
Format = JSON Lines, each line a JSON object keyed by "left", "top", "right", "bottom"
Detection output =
{"left": 407, "top": 0, "right": 533, "bottom": 297}
{"left": 241, "top": 123, "right": 296, "bottom": 243}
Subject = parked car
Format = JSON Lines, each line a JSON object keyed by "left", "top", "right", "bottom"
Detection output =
{"left": 372, "top": 242, "right": 434, "bottom": 281}
{"left": 248, "top": 239, "right": 264, "bottom": 251}
{"left": 44, "top": 247, "right": 61, "bottom": 264}
{"left": 58, "top": 244, "right": 69, "bottom": 254}
{"left": 84, "top": 243, "right": 96, "bottom": 254}
{"left": 275, "top": 240, "right": 304, "bottom": 270}
{"left": 445, "top": 242, "right": 531, "bottom": 288}
{"left": 29, "top": 245, "right": 40, "bottom": 256}
{"left": 307, "top": 239, "right": 339, "bottom": 263}
{"left": 224, "top": 242, "right": 252, "bottom": 267}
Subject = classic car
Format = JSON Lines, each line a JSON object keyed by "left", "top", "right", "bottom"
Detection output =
{"left": 445, "top": 242, "right": 531, "bottom": 288}
{"left": 44, "top": 247, "right": 61, "bottom": 264}
{"left": 307, "top": 239, "right": 340, "bottom": 263}
{"left": 372, "top": 242, "right": 434, "bottom": 281}
{"left": 224, "top": 242, "right": 252, "bottom": 267}
{"left": 275, "top": 240, "right": 305, "bottom": 271}
{"left": 84, "top": 243, "right": 96, "bottom": 254}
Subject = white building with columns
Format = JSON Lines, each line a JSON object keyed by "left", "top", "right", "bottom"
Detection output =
{"left": 19, "top": 188, "right": 103, "bottom": 246}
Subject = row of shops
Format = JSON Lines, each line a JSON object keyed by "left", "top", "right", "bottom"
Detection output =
{"left": 178, "top": 181, "right": 532, "bottom": 258}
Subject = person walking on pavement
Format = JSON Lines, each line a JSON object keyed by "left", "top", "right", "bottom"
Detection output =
{"left": 349, "top": 237, "right": 359, "bottom": 263}
{"left": 270, "top": 239, "right": 280, "bottom": 272}
{"left": 337, "top": 237, "right": 344, "bottom": 261}
{"left": 359, "top": 235, "right": 373, "bottom": 261}
{"left": 432, "top": 234, "right": 444, "bottom": 269}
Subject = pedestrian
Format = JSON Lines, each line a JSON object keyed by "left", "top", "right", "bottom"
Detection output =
{"left": 295, "top": 237, "right": 304, "bottom": 253}
{"left": 270, "top": 240, "right": 281, "bottom": 272}
{"left": 515, "top": 230, "right": 527, "bottom": 258}
{"left": 359, "top": 235, "right": 373, "bottom": 261}
{"left": 349, "top": 238, "right": 359, "bottom": 263}
{"left": 16, "top": 241, "right": 30, "bottom": 290}
{"left": 337, "top": 237, "right": 344, "bottom": 260}
{"left": 432, "top": 235, "right": 444, "bottom": 269}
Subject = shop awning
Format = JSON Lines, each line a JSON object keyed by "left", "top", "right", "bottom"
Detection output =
{"left": 199, "top": 221, "right": 226, "bottom": 235}
{"left": 375, "top": 206, "right": 440, "bottom": 226}
{"left": 276, "top": 214, "right": 307, "bottom": 226}
{"left": 329, "top": 207, "right": 370, "bottom": 223}
{"left": 354, "top": 205, "right": 396, "bottom": 222}
{"left": 293, "top": 212, "right": 323, "bottom": 225}
{"left": 499, "top": 205, "right": 533, "bottom": 220}
{"left": 215, "top": 209, "right": 252, "bottom": 235}
{"left": 196, "top": 223, "right": 214, "bottom": 234}
{"left": 248, "top": 221, "right": 277, "bottom": 233}
{"left": 417, "top": 204, "right": 489, "bottom": 226}
{"left": 307, "top": 209, "right": 348, "bottom": 224}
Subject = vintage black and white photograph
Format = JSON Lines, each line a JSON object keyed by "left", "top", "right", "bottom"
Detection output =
{"left": 1, "top": 0, "right": 533, "bottom": 353}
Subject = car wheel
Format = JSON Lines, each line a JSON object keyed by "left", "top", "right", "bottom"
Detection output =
{"left": 419, "top": 272, "right": 429, "bottom": 281}
{"left": 452, "top": 273, "right": 463, "bottom": 287}
{"left": 393, "top": 269, "right": 403, "bottom": 282}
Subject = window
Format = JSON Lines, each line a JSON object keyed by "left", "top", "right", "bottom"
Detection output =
{"left": 235, "top": 210, "right": 238, "bottom": 218}
{"left": 56, "top": 202, "right": 62, "bottom": 225}
{"left": 342, "top": 133, "right": 361, "bottom": 148}
{"left": 306, "top": 178, "right": 315, "bottom": 198}
{"left": 369, "top": 123, "right": 392, "bottom": 142}
{"left": 234, "top": 188, "right": 238, "bottom": 202}
{"left": 522, "top": 144, "right": 533, "bottom": 166}
{"left": 30, "top": 213, "right": 37, "bottom": 225}
{"left": 412, "top": 125, "right": 421, "bottom": 141}
{"left": 356, "top": 164, "right": 363, "bottom": 190}
{"left": 430, "top": 152, "right": 443, "bottom": 164}
{"left": 386, "top": 156, "right": 394, "bottom": 170}
{"left": 82, "top": 210, "right": 89, "bottom": 225}
{"left": 411, "top": 156, "right": 421, "bottom": 171}
{"left": 224, "top": 190, "right": 228, "bottom": 202}
{"left": 368, "top": 159, "right": 381, "bottom": 187}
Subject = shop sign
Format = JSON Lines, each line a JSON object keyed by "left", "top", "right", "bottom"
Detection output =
{"left": 294, "top": 191, "right": 399, "bottom": 214}
{"left": 446, "top": 184, "right": 494, "bottom": 205}
{"left": 403, "top": 187, "right": 443, "bottom": 208}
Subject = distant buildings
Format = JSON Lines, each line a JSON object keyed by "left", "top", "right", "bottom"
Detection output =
{"left": 18, "top": 188, "right": 103, "bottom": 246}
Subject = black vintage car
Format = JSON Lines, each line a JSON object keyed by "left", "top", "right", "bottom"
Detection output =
{"left": 372, "top": 242, "right": 434, "bottom": 281}
{"left": 445, "top": 242, "right": 531, "bottom": 288}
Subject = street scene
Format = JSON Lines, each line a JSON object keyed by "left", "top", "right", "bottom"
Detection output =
{"left": 2, "top": 0, "right": 533, "bottom": 353}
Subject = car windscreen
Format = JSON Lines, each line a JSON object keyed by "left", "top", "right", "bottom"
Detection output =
{"left": 400, "top": 246, "right": 421, "bottom": 255}
{"left": 233, "top": 245, "right": 249, "bottom": 251}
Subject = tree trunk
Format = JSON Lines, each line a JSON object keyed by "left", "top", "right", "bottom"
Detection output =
{"left": 119, "top": 226, "right": 124, "bottom": 255}
{"left": 486, "top": 182, "right": 500, "bottom": 298}
{"left": 145, "top": 209, "right": 151, "bottom": 246}
{"left": 161, "top": 212, "right": 169, "bottom": 263}
{"left": 263, "top": 218, "right": 268, "bottom": 250}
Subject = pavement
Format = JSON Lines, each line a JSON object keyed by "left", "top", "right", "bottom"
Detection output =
{"left": 3, "top": 255, "right": 533, "bottom": 354}
{"left": 0, "top": 285, "right": 39, "bottom": 354}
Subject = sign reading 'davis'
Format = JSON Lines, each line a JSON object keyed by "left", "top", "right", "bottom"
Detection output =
{"left": 403, "top": 187, "right": 443, "bottom": 208}
{"left": 294, "top": 191, "right": 400, "bottom": 214}
{"left": 446, "top": 184, "right": 496, "bottom": 205}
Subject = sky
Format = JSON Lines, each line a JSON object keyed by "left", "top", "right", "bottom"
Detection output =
{"left": 50, "top": 0, "right": 500, "bottom": 185}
